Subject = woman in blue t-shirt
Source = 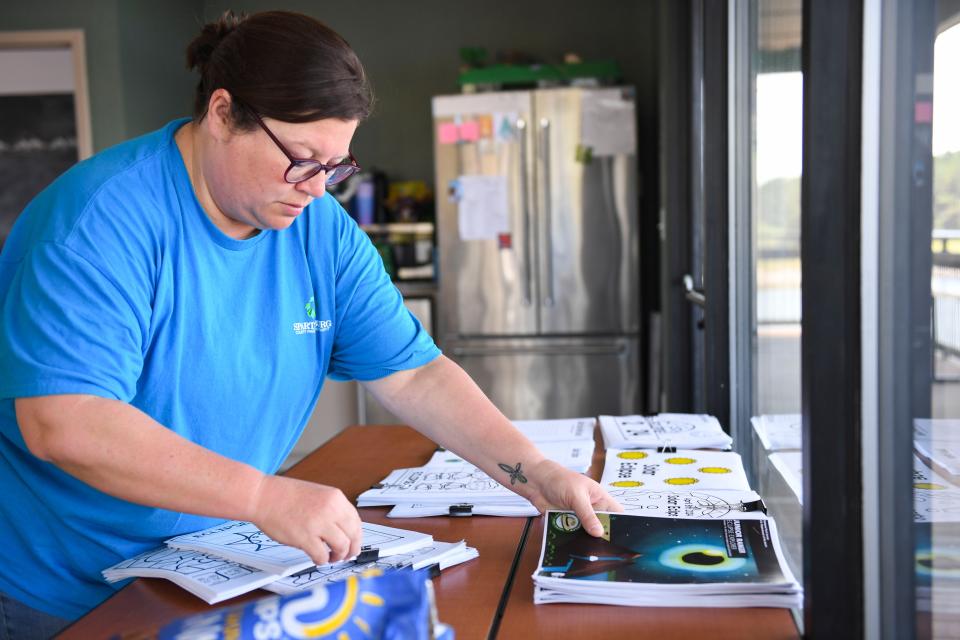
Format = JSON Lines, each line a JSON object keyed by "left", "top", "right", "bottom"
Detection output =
{"left": 0, "top": 10, "right": 621, "bottom": 637}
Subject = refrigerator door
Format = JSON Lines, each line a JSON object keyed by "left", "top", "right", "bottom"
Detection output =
{"left": 446, "top": 336, "right": 640, "bottom": 419}
{"left": 533, "top": 87, "right": 640, "bottom": 335}
{"left": 433, "top": 92, "right": 538, "bottom": 340}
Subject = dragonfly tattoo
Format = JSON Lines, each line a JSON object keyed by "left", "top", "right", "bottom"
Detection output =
{"left": 498, "top": 462, "right": 528, "bottom": 485}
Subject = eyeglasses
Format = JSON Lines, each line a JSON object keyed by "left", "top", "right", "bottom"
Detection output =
{"left": 247, "top": 109, "right": 360, "bottom": 185}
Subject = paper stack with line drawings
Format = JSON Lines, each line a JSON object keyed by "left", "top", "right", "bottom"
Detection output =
{"left": 367, "top": 417, "right": 597, "bottom": 518}
{"left": 358, "top": 466, "right": 536, "bottom": 511}
{"left": 166, "top": 520, "right": 433, "bottom": 576}
{"left": 599, "top": 413, "right": 733, "bottom": 450}
{"left": 102, "top": 547, "right": 280, "bottom": 604}
{"left": 426, "top": 439, "right": 594, "bottom": 474}
{"left": 103, "top": 520, "right": 478, "bottom": 605}
{"left": 750, "top": 414, "right": 802, "bottom": 452}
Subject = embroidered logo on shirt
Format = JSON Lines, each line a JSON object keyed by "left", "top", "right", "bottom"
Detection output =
{"left": 294, "top": 295, "right": 332, "bottom": 335}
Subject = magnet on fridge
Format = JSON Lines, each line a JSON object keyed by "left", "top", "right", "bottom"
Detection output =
{"left": 497, "top": 233, "right": 512, "bottom": 250}
{"left": 438, "top": 122, "right": 459, "bottom": 145}
{"left": 447, "top": 178, "right": 462, "bottom": 203}
{"left": 460, "top": 120, "right": 480, "bottom": 142}
{"left": 575, "top": 144, "right": 594, "bottom": 164}
{"left": 478, "top": 114, "right": 493, "bottom": 139}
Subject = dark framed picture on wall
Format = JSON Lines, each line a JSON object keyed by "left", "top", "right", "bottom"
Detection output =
{"left": 0, "top": 30, "right": 92, "bottom": 250}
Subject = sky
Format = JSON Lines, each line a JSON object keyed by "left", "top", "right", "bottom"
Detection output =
{"left": 753, "top": 22, "right": 959, "bottom": 186}
{"left": 933, "top": 23, "right": 960, "bottom": 157}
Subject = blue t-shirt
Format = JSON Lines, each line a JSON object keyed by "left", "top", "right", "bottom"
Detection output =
{"left": 0, "top": 119, "right": 440, "bottom": 619}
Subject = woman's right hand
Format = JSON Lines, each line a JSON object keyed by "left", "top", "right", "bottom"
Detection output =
{"left": 249, "top": 475, "right": 363, "bottom": 566}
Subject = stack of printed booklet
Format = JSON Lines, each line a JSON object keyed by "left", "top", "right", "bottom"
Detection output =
{"left": 103, "top": 520, "right": 477, "bottom": 604}
{"left": 599, "top": 413, "right": 734, "bottom": 450}
{"left": 533, "top": 440, "right": 802, "bottom": 608}
{"left": 358, "top": 418, "right": 597, "bottom": 518}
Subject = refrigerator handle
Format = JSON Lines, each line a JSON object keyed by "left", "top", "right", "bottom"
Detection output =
{"left": 539, "top": 117, "right": 555, "bottom": 307}
{"left": 517, "top": 118, "right": 533, "bottom": 306}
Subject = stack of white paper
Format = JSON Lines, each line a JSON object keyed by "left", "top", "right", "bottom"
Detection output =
{"left": 371, "top": 419, "right": 597, "bottom": 519}
{"left": 102, "top": 547, "right": 280, "bottom": 604}
{"left": 914, "top": 418, "right": 960, "bottom": 481}
{"left": 768, "top": 451, "right": 803, "bottom": 504}
{"left": 912, "top": 453, "right": 960, "bottom": 614}
{"left": 913, "top": 454, "right": 960, "bottom": 523}
{"left": 386, "top": 502, "right": 540, "bottom": 518}
{"left": 425, "top": 439, "right": 594, "bottom": 473}
{"left": 358, "top": 467, "right": 535, "bottom": 512}
{"left": 604, "top": 487, "right": 766, "bottom": 520}
{"left": 166, "top": 520, "right": 434, "bottom": 576}
{"left": 264, "top": 541, "right": 478, "bottom": 596}
{"left": 599, "top": 413, "right": 733, "bottom": 450}
{"left": 599, "top": 448, "right": 752, "bottom": 493}
{"left": 532, "top": 510, "right": 802, "bottom": 608}
{"left": 512, "top": 417, "right": 596, "bottom": 442}
{"left": 103, "top": 521, "right": 477, "bottom": 604}
{"left": 750, "top": 414, "right": 802, "bottom": 451}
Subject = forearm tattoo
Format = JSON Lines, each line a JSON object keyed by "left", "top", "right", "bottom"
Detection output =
{"left": 498, "top": 462, "right": 528, "bottom": 485}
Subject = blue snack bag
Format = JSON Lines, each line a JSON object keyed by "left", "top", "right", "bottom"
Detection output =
{"left": 149, "top": 569, "right": 447, "bottom": 640}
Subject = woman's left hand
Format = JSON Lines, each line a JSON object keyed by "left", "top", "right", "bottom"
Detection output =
{"left": 522, "top": 459, "right": 624, "bottom": 537}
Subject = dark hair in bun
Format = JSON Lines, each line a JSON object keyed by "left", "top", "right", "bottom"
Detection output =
{"left": 185, "top": 10, "right": 373, "bottom": 129}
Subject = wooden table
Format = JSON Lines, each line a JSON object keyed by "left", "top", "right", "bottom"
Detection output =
{"left": 60, "top": 425, "right": 800, "bottom": 640}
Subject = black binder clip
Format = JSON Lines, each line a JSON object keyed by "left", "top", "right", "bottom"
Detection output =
{"left": 356, "top": 546, "right": 380, "bottom": 564}
{"left": 426, "top": 562, "right": 442, "bottom": 578}
{"left": 448, "top": 504, "right": 474, "bottom": 517}
{"left": 657, "top": 446, "right": 677, "bottom": 453}
{"left": 370, "top": 483, "right": 385, "bottom": 489}
{"left": 435, "top": 446, "right": 447, "bottom": 452}
{"left": 738, "top": 499, "right": 768, "bottom": 514}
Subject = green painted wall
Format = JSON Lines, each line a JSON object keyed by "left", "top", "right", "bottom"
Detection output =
{"left": 200, "top": 0, "right": 660, "bottom": 186}
{"left": 0, "top": 0, "right": 127, "bottom": 151}
{"left": 2, "top": 1, "right": 659, "bottom": 198}
{"left": 116, "top": 0, "right": 200, "bottom": 137}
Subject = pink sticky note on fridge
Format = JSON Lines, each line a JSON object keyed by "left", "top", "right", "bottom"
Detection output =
{"left": 459, "top": 120, "right": 480, "bottom": 142}
{"left": 438, "top": 122, "right": 459, "bottom": 144}
{"left": 915, "top": 101, "right": 933, "bottom": 123}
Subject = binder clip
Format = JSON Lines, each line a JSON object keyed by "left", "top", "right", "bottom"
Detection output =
{"left": 448, "top": 504, "right": 474, "bottom": 517}
{"left": 356, "top": 546, "right": 380, "bottom": 564}
{"left": 657, "top": 446, "right": 677, "bottom": 453}
{"left": 426, "top": 562, "right": 442, "bottom": 579}
{"left": 738, "top": 499, "right": 768, "bottom": 514}
{"left": 370, "top": 483, "right": 385, "bottom": 489}
{"left": 435, "top": 446, "right": 447, "bottom": 452}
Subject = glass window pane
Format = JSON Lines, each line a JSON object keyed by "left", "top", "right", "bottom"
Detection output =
{"left": 747, "top": 0, "right": 804, "bottom": 620}
{"left": 741, "top": 0, "right": 803, "bottom": 624}
{"left": 918, "top": 14, "right": 960, "bottom": 638}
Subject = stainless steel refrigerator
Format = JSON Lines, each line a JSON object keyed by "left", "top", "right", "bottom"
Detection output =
{"left": 432, "top": 87, "right": 641, "bottom": 419}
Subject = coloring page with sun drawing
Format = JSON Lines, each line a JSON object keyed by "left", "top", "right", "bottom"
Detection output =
{"left": 606, "top": 488, "right": 767, "bottom": 520}
{"left": 600, "top": 449, "right": 752, "bottom": 492}
{"left": 913, "top": 455, "right": 960, "bottom": 523}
